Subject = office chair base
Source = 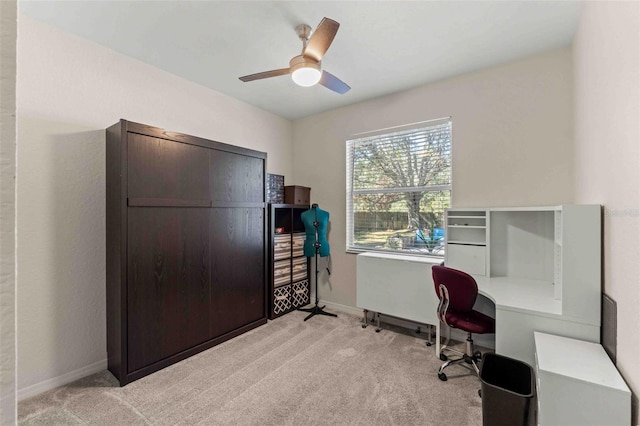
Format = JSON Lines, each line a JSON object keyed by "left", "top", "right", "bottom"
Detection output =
{"left": 437, "top": 333, "right": 482, "bottom": 381}
{"left": 437, "top": 358, "right": 480, "bottom": 381}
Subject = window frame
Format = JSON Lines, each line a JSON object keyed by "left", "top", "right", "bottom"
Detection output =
{"left": 346, "top": 117, "right": 452, "bottom": 257}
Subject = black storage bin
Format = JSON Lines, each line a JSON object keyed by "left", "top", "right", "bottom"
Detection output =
{"left": 479, "top": 353, "right": 535, "bottom": 426}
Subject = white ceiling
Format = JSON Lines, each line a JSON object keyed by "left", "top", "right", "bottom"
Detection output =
{"left": 19, "top": 1, "right": 583, "bottom": 120}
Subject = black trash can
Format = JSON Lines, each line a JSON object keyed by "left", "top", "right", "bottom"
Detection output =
{"left": 479, "top": 353, "right": 535, "bottom": 426}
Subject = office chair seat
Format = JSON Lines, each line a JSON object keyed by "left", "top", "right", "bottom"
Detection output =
{"left": 444, "top": 310, "right": 495, "bottom": 335}
{"left": 432, "top": 265, "right": 496, "bottom": 383}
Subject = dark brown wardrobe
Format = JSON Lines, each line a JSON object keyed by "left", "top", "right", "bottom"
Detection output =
{"left": 106, "top": 120, "right": 267, "bottom": 386}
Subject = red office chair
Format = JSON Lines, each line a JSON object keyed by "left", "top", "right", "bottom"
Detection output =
{"left": 432, "top": 265, "right": 495, "bottom": 381}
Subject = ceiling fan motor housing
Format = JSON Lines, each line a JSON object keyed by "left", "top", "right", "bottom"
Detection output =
{"left": 289, "top": 55, "right": 320, "bottom": 73}
{"left": 289, "top": 55, "right": 321, "bottom": 87}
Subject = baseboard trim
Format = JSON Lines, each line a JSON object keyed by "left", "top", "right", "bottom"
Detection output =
{"left": 18, "top": 358, "right": 107, "bottom": 401}
{"left": 318, "top": 300, "right": 362, "bottom": 317}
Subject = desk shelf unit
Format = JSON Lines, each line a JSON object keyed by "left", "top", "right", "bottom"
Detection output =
{"left": 445, "top": 209, "right": 488, "bottom": 275}
{"left": 444, "top": 205, "right": 601, "bottom": 366}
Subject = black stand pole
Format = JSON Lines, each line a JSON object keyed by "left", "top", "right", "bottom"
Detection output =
{"left": 298, "top": 217, "right": 337, "bottom": 322}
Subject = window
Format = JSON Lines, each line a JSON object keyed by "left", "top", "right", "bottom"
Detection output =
{"left": 346, "top": 118, "right": 452, "bottom": 256}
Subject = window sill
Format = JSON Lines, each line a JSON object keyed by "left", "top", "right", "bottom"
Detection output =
{"left": 346, "top": 249, "right": 444, "bottom": 264}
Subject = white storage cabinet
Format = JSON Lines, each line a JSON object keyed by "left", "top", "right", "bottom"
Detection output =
{"left": 534, "top": 332, "right": 630, "bottom": 426}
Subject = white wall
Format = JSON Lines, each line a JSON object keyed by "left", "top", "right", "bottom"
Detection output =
{"left": 16, "top": 15, "right": 293, "bottom": 399}
{"left": 0, "top": 1, "right": 17, "bottom": 424}
{"left": 573, "top": 1, "right": 640, "bottom": 422}
{"left": 292, "top": 48, "right": 574, "bottom": 309}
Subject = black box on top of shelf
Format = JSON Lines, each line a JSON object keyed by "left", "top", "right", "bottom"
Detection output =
{"left": 266, "top": 173, "right": 285, "bottom": 203}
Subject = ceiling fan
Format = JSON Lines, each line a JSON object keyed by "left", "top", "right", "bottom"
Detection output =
{"left": 239, "top": 17, "right": 350, "bottom": 94}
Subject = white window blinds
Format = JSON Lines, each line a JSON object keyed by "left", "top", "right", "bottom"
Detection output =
{"left": 346, "top": 118, "right": 452, "bottom": 255}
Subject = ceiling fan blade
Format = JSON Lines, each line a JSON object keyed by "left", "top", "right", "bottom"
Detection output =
{"left": 319, "top": 70, "right": 350, "bottom": 94}
{"left": 304, "top": 18, "right": 339, "bottom": 62}
{"left": 239, "top": 68, "right": 290, "bottom": 82}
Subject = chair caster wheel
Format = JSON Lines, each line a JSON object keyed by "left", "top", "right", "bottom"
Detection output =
{"left": 375, "top": 328, "right": 381, "bottom": 333}
{"left": 474, "top": 350, "right": 482, "bottom": 360}
{"left": 361, "top": 324, "right": 367, "bottom": 328}
{"left": 438, "top": 372, "right": 447, "bottom": 381}
{"left": 439, "top": 353, "right": 448, "bottom": 361}
{"left": 425, "top": 342, "right": 432, "bottom": 347}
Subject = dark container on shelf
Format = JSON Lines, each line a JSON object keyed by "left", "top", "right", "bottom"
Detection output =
{"left": 284, "top": 185, "right": 310, "bottom": 205}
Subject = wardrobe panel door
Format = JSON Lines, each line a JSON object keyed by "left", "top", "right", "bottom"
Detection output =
{"left": 210, "top": 207, "right": 265, "bottom": 337}
{"left": 210, "top": 151, "right": 264, "bottom": 202}
{"left": 128, "top": 133, "right": 209, "bottom": 201}
{"left": 181, "top": 209, "right": 211, "bottom": 348}
{"left": 127, "top": 207, "right": 210, "bottom": 373}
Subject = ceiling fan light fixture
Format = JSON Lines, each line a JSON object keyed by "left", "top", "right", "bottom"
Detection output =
{"left": 290, "top": 56, "right": 321, "bottom": 87}
{"left": 291, "top": 66, "right": 321, "bottom": 87}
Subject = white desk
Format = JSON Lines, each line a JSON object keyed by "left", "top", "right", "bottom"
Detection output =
{"left": 476, "top": 277, "right": 561, "bottom": 316}
{"left": 356, "top": 252, "right": 598, "bottom": 365}
{"left": 432, "top": 275, "right": 599, "bottom": 367}
{"left": 357, "top": 252, "right": 601, "bottom": 366}
{"left": 469, "top": 276, "right": 600, "bottom": 367}
{"left": 357, "top": 204, "right": 601, "bottom": 366}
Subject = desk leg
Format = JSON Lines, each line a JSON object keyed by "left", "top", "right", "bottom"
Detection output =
{"left": 361, "top": 309, "right": 369, "bottom": 328}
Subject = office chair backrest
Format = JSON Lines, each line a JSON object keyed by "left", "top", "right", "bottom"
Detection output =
{"left": 432, "top": 265, "right": 478, "bottom": 312}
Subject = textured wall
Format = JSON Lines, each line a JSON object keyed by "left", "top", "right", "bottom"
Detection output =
{"left": 16, "top": 15, "right": 292, "bottom": 399}
{"left": 573, "top": 1, "right": 640, "bottom": 422}
{"left": 0, "top": 1, "right": 17, "bottom": 423}
{"left": 292, "top": 48, "right": 574, "bottom": 310}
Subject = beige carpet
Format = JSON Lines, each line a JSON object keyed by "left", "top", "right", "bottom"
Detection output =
{"left": 18, "top": 311, "right": 483, "bottom": 425}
